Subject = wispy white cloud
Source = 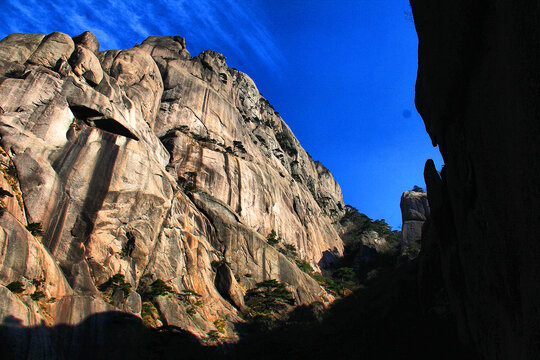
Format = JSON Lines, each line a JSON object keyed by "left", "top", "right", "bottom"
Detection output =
{"left": 0, "top": 0, "right": 283, "bottom": 71}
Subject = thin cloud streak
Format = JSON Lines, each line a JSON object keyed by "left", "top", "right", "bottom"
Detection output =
{"left": 0, "top": 0, "right": 283, "bottom": 71}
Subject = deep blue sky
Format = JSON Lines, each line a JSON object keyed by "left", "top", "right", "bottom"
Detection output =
{"left": 0, "top": 0, "right": 443, "bottom": 229}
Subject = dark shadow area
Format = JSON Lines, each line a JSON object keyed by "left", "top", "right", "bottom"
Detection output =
{"left": 67, "top": 133, "right": 119, "bottom": 267}
{"left": 93, "top": 118, "right": 139, "bottom": 141}
{"left": 0, "top": 259, "right": 478, "bottom": 360}
{"left": 317, "top": 247, "right": 340, "bottom": 269}
{"left": 232, "top": 259, "right": 478, "bottom": 360}
{"left": 69, "top": 105, "right": 139, "bottom": 141}
{"left": 0, "top": 311, "right": 216, "bottom": 360}
{"left": 70, "top": 105, "right": 104, "bottom": 119}
{"left": 225, "top": 205, "right": 476, "bottom": 359}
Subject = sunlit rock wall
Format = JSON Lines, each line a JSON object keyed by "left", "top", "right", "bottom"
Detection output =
{"left": 0, "top": 31, "right": 344, "bottom": 344}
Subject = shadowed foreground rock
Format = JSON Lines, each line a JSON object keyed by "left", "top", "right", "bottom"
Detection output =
{"left": 0, "top": 262, "right": 479, "bottom": 360}
{"left": 411, "top": 1, "right": 540, "bottom": 358}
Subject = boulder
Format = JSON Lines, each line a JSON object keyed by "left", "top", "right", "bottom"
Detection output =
{"left": 27, "top": 32, "right": 75, "bottom": 69}
{"left": 70, "top": 45, "right": 103, "bottom": 85}
{"left": 0, "top": 33, "right": 45, "bottom": 64}
{"left": 72, "top": 31, "right": 100, "bottom": 54}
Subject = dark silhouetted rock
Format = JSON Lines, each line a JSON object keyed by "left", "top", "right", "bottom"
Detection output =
{"left": 412, "top": 0, "right": 540, "bottom": 358}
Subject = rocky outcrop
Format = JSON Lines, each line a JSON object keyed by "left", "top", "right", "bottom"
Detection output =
{"left": 400, "top": 190, "right": 429, "bottom": 256}
{"left": 411, "top": 1, "right": 540, "bottom": 358}
{"left": 0, "top": 31, "right": 345, "bottom": 348}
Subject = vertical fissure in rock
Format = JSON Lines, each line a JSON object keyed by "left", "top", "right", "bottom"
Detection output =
{"left": 223, "top": 153, "right": 232, "bottom": 206}
{"left": 201, "top": 87, "right": 209, "bottom": 123}
{"left": 235, "top": 157, "right": 242, "bottom": 215}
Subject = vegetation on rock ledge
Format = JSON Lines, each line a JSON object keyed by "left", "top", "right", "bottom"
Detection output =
{"left": 245, "top": 279, "right": 295, "bottom": 316}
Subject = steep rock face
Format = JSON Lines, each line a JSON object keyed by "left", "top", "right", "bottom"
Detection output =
{"left": 411, "top": 1, "right": 540, "bottom": 358}
{"left": 400, "top": 190, "right": 429, "bottom": 252}
{"left": 143, "top": 36, "right": 344, "bottom": 264}
{"left": 0, "top": 31, "right": 344, "bottom": 346}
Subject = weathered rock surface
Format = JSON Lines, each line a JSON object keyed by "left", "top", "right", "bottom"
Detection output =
{"left": 400, "top": 190, "right": 429, "bottom": 253}
{"left": 72, "top": 31, "right": 100, "bottom": 54}
{"left": 0, "top": 33, "right": 45, "bottom": 65}
{"left": 69, "top": 45, "right": 103, "bottom": 85}
{"left": 0, "top": 30, "right": 345, "bottom": 351}
{"left": 412, "top": 1, "right": 540, "bottom": 358}
{"left": 27, "top": 32, "right": 75, "bottom": 69}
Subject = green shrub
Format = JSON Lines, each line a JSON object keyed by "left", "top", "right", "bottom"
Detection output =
{"left": 26, "top": 222, "right": 43, "bottom": 236}
{"left": 340, "top": 204, "right": 401, "bottom": 244}
{"left": 366, "top": 269, "right": 379, "bottom": 282}
{"left": 403, "top": 241, "right": 420, "bottom": 259}
{"left": 183, "top": 182, "right": 197, "bottom": 193}
{"left": 266, "top": 230, "right": 279, "bottom": 246}
{"left": 177, "top": 171, "right": 198, "bottom": 194}
{"left": 120, "top": 232, "right": 136, "bottom": 257}
{"left": 333, "top": 267, "right": 356, "bottom": 283}
{"left": 30, "top": 290, "right": 46, "bottom": 301}
{"left": 99, "top": 273, "right": 132, "bottom": 297}
{"left": 141, "top": 301, "right": 159, "bottom": 327}
{"left": 214, "top": 318, "right": 226, "bottom": 334}
{"left": 233, "top": 140, "right": 247, "bottom": 153}
{"left": 5, "top": 164, "right": 17, "bottom": 178}
{"left": 150, "top": 279, "right": 173, "bottom": 297}
{"left": 207, "top": 330, "right": 221, "bottom": 342}
{"left": 310, "top": 272, "right": 343, "bottom": 296}
{"left": 191, "top": 132, "right": 217, "bottom": 144}
{"left": 120, "top": 243, "right": 130, "bottom": 257}
{"left": 6, "top": 281, "right": 24, "bottom": 294}
{"left": 141, "top": 302, "right": 154, "bottom": 316}
{"left": 245, "top": 279, "right": 295, "bottom": 315}
{"left": 111, "top": 274, "right": 132, "bottom": 295}
{"left": 295, "top": 260, "right": 314, "bottom": 274}
{"left": 186, "top": 306, "right": 196, "bottom": 316}
{"left": 283, "top": 244, "right": 298, "bottom": 258}
{"left": 163, "top": 125, "right": 190, "bottom": 134}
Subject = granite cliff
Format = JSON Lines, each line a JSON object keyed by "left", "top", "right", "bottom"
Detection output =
{"left": 0, "top": 31, "right": 346, "bottom": 344}
{"left": 411, "top": 1, "right": 540, "bottom": 358}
